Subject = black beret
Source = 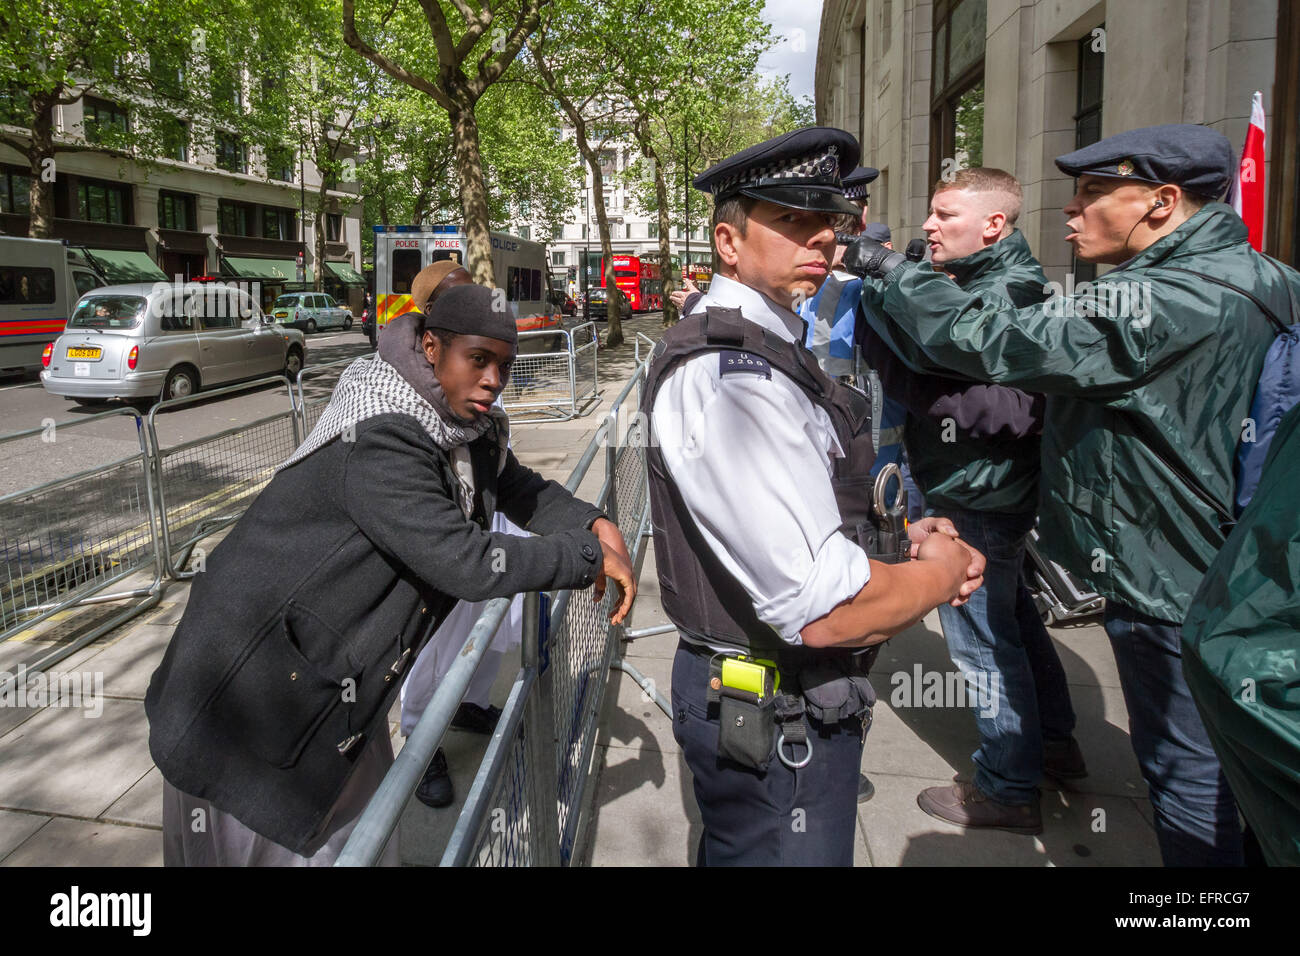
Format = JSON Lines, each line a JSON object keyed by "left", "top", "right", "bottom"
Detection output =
{"left": 693, "top": 126, "right": 862, "bottom": 217}
{"left": 1055, "top": 124, "right": 1235, "bottom": 199}
{"left": 426, "top": 283, "right": 517, "bottom": 345}
{"left": 843, "top": 165, "right": 880, "bottom": 201}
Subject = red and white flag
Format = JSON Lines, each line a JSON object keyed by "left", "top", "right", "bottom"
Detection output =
{"left": 1231, "top": 91, "right": 1266, "bottom": 251}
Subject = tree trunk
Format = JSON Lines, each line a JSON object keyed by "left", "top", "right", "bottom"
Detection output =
{"left": 26, "top": 96, "right": 58, "bottom": 239}
{"left": 571, "top": 125, "right": 623, "bottom": 348}
{"left": 450, "top": 104, "right": 495, "bottom": 286}
{"left": 648, "top": 144, "right": 676, "bottom": 326}
{"left": 314, "top": 180, "right": 328, "bottom": 292}
{"left": 632, "top": 118, "right": 677, "bottom": 326}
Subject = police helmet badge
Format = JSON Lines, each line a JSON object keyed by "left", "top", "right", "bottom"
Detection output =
{"left": 1116, "top": 159, "right": 1135, "bottom": 176}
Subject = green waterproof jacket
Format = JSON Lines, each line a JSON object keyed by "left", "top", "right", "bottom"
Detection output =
{"left": 863, "top": 229, "right": 1048, "bottom": 514}
{"left": 863, "top": 203, "right": 1293, "bottom": 621}
{"left": 1182, "top": 403, "right": 1300, "bottom": 866}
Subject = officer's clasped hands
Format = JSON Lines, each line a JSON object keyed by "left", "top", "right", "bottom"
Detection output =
{"left": 907, "top": 516, "right": 986, "bottom": 607}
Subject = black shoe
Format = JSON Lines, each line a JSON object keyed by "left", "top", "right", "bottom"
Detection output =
{"left": 858, "top": 774, "right": 875, "bottom": 803}
{"left": 1043, "top": 736, "right": 1088, "bottom": 780}
{"left": 415, "top": 748, "right": 454, "bottom": 808}
{"left": 452, "top": 703, "right": 502, "bottom": 735}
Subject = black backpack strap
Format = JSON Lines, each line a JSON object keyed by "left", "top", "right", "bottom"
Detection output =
{"left": 1164, "top": 266, "right": 1289, "bottom": 335}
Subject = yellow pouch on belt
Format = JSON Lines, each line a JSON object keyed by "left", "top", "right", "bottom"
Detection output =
{"left": 721, "top": 657, "right": 777, "bottom": 700}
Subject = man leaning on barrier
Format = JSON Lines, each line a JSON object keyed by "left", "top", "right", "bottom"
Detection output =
{"left": 644, "top": 126, "right": 986, "bottom": 867}
{"left": 145, "top": 282, "right": 636, "bottom": 866}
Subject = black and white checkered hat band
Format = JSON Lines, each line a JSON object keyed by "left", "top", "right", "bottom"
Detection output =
{"left": 844, "top": 184, "right": 869, "bottom": 200}
{"left": 711, "top": 148, "right": 842, "bottom": 197}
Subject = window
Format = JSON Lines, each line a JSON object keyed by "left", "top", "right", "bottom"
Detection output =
{"left": 518, "top": 225, "right": 530, "bottom": 240}
{"left": 930, "top": 0, "right": 986, "bottom": 182}
{"left": 73, "top": 271, "right": 102, "bottom": 296}
{"left": 0, "top": 85, "right": 24, "bottom": 125}
{"left": 325, "top": 213, "right": 342, "bottom": 242}
{"left": 218, "top": 199, "right": 253, "bottom": 235}
{"left": 76, "top": 179, "right": 130, "bottom": 224}
{"left": 391, "top": 248, "right": 421, "bottom": 294}
{"left": 1072, "top": 29, "right": 1105, "bottom": 283}
{"left": 149, "top": 45, "right": 187, "bottom": 100}
{"left": 216, "top": 133, "right": 247, "bottom": 174}
{"left": 160, "top": 117, "right": 188, "bottom": 162}
{"left": 211, "top": 61, "right": 244, "bottom": 108}
{"left": 159, "top": 191, "right": 196, "bottom": 231}
{"left": 0, "top": 266, "right": 56, "bottom": 305}
{"left": 552, "top": 251, "right": 566, "bottom": 266}
{"left": 84, "top": 97, "right": 129, "bottom": 144}
{"left": 0, "top": 167, "right": 30, "bottom": 214}
{"left": 599, "top": 149, "right": 616, "bottom": 176}
{"left": 648, "top": 222, "right": 658, "bottom": 239}
{"left": 262, "top": 206, "right": 295, "bottom": 240}
{"left": 267, "top": 144, "right": 294, "bottom": 182}
{"left": 159, "top": 294, "right": 193, "bottom": 332}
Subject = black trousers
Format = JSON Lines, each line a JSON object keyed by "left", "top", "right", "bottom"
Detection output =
{"left": 671, "top": 640, "right": 865, "bottom": 866}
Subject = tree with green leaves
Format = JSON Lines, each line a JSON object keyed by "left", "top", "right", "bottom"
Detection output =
{"left": 523, "top": 2, "right": 639, "bottom": 347}
{"left": 342, "top": 0, "right": 550, "bottom": 286}
{"left": 607, "top": 0, "right": 772, "bottom": 324}
{"left": 0, "top": 0, "right": 260, "bottom": 237}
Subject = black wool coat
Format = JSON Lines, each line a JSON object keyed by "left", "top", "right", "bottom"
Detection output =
{"left": 145, "top": 412, "right": 604, "bottom": 853}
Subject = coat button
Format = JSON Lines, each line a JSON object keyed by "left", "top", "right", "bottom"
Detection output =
{"left": 421, "top": 606, "right": 428, "bottom": 614}
{"left": 581, "top": 544, "right": 596, "bottom": 560}
{"left": 289, "top": 672, "right": 298, "bottom": 681}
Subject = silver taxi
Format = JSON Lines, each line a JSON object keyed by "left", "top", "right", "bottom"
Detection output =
{"left": 40, "top": 282, "right": 308, "bottom": 407}
{"left": 270, "top": 291, "right": 353, "bottom": 333}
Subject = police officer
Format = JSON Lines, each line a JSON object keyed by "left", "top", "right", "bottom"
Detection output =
{"left": 644, "top": 127, "right": 986, "bottom": 867}
{"left": 843, "top": 123, "right": 1300, "bottom": 866}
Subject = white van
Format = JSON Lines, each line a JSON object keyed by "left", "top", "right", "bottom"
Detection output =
{"left": 372, "top": 226, "right": 563, "bottom": 349}
{"left": 0, "top": 236, "right": 106, "bottom": 372}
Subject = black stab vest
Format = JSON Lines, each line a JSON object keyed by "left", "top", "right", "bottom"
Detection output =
{"left": 643, "top": 306, "right": 895, "bottom": 654}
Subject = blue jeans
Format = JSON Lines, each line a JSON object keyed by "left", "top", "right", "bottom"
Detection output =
{"left": 1103, "top": 602, "right": 1244, "bottom": 866}
{"left": 932, "top": 508, "right": 1077, "bottom": 805}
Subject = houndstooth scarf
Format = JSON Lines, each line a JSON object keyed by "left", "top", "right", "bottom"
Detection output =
{"left": 277, "top": 355, "right": 509, "bottom": 517}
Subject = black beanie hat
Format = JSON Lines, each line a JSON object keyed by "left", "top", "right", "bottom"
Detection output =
{"left": 426, "top": 283, "right": 518, "bottom": 345}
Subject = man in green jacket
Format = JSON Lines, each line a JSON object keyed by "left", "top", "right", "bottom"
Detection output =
{"left": 845, "top": 124, "right": 1296, "bottom": 866}
{"left": 861, "top": 168, "right": 1082, "bottom": 834}
{"left": 1183, "top": 402, "right": 1300, "bottom": 866}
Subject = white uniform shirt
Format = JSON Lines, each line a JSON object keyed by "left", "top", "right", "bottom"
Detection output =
{"left": 652, "top": 273, "right": 872, "bottom": 645}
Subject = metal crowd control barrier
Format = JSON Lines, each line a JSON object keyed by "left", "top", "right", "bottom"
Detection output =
{"left": 0, "top": 407, "right": 165, "bottom": 681}
{"left": 502, "top": 322, "right": 598, "bottom": 422}
{"left": 147, "top": 376, "right": 301, "bottom": 580}
{"left": 295, "top": 355, "right": 369, "bottom": 437}
{"left": 337, "top": 351, "right": 654, "bottom": 868}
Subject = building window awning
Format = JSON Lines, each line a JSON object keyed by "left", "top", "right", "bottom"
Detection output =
{"left": 324, "top": 261, "right": 366, "bottom": 285}
{"left": 85, "top": 248, "right": 168, "bottom": 283}
{"left": 221, "top": 256, "right": 312, "bottom": 282}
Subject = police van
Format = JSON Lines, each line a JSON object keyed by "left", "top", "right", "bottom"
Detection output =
{"left": 0, "top": 236, "right": 106, "bottom": 372}
{"left": 372, "top": 225, "right": 564, "bottom": 350}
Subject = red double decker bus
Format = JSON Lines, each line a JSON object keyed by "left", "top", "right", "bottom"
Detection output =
{"left": 600, "top": 255, "right": 663, "bottom": 311}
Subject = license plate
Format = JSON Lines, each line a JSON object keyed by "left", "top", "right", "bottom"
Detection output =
{"left": 274, "top": 312, "right": 288, "bottom": 319}
{"left": 66, "top": 347, "right": 101, "bottom": 359}
{"left": 74, "top": 362, "right": 90, "bottom": 377}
